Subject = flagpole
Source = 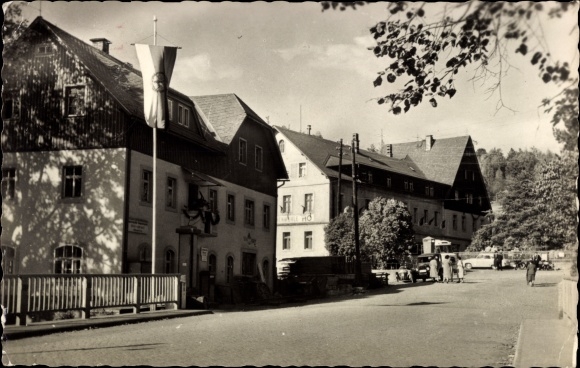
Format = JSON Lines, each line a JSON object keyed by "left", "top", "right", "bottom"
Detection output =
{"left": 151, "top": 15, "right": 158, "bottom": 275}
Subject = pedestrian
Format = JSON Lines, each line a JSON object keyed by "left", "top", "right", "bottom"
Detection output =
{"left": 429, "top": 256, "right": 439, "bottom": 282}
{"left": 456, "top": 256, "right": 465, "bottom": 283}
{"left": 442, "top": 255, "right": 452, "bottom": 283}
{"left": 497, "top": 252, "right": 503, "bottom": 271}
{"left": 526, "top": 258, "right": 537, "bottom": 286}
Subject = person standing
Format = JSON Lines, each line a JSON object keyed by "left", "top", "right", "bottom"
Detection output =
{"left": 429, "top": 256, "right": 439, "bottom": 282}
{"left": 497, "top": 252, "right": 504, "bottom": 271}
{"left": 442, "top": 255, "right": 452, "bottom": 283}
{"left": 526, "top": 258, "right": 538, "bottom": 286}
{"left": 456, "top": 256, "right": 465, "bottom": 283}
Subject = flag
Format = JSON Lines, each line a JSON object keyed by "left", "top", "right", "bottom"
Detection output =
{"left": 135, "top": 44, "right": 178, "bottom": 128}
{"left": 441, "top": 220, "right": 446, "bottom": 229}
{"left": 428, "top": 217, "right": 434, "bottom": 225}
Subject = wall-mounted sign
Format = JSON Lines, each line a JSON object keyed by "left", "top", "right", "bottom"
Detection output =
{"left": 277, "top": 214, "right": 314, "bottom": 224}
{"left": 128, "top": 218, "right": 149, "bottom": 234}
{"left": 200, "top": 247, "right": 208, "bottom": 262}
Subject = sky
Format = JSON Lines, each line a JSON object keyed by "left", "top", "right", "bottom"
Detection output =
{"left": 7, "top": 1, "right": 579, "bottom": 154}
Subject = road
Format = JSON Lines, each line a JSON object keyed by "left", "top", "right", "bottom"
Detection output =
{"left": 2, "top": 268, "right": 565, "bottom": 367}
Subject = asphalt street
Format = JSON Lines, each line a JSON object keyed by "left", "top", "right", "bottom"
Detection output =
{"left": 2, "top": 267, "right": 566, "bottom": 367}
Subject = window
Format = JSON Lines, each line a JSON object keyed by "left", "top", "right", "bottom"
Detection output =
{"left": 62, "top": 166, "right": 83, "bottom": 198}
{"left": 166, "top": 177, "right": 177, "bottom": 209}
{"left": 434, "top": 211, "right": 439, "bottom": 227}
{"left": 278, "top": 140, "right": 285, "bottom": 153}
{"left": 188, "top": 183, "right": 199, "bottom": 210}
{"left": 2, "top": 168, "right": 16, "bottom": 200}
{"left": 227, "top": 194, "right": 235, "bottom": 222}
{"left": 226, "top": 256, "right": 234, "bottom": 283}
{"left": 304, "top": 193, "right": 313, "bottom": 213}
{"left": 453, "top": 215, "right": 458, "bottom": 230}
{"left": 2, "top": 246, "right": 15, "bottom": 274}
{"left": 430, "top": 186, "right": 435, "bottom": 197}
{"left": 262, "top": 260, "right": 270, "bottom": 284}
{"left": 466, "top": 193, "right": 473, "bottom": 204}
{"left": 37, "top": 43, "right": 53, "bottom": 55}
{"left": 472, "top": 218, "right": 477, "bottom": 232}
{"left": 263, "top": 204, "right": 271, "bottom": 230}
{"left": 404, "top": 180, "right": 409, "bottom": 191}
{"left": 425, "top": 185, "right": 430, "bottom": 196}
{"left": 465, "top": 170, "right": 473, "bottom": 181}
{"left": 255, "top": 146, "right": 263, "bottom": 171}
{"left": 282, "top": 195, "right": 291, "bottom": 214}
{"left": 409, "top": 181, "right": 414, "bottom": 192}
{"left": 177, "top": 104, "right": 190, "bottom": 127}
{"left": 304, "top": 231, "right": 313, "bottom": 250}
{"left": 461, "top": 215, "right": 466, "bottom": 231}
{"left": 423, "top": 209, "right": 428, "bottom": 225}
{"left": 241, "top": 252, "right": 256, "bottom": 276}
{"left": 141, "top": 169, "right": 153, "bottom": 204}
{"left": 455, "top": 190, "right": 459, "bottom": 200}
{"left": 209, "top": 189, "right": 218, "bottom": 213}
{"left": 239, "top": 138, "right": 248, "bottom": 165}
{"left": 54, "top": 245, "right": 83, "bottom": 274}
{"left": 386, "top": 177, "right": 392, "bottom": 188}
{"left": 138, "top": 244, "right": 152, "bottom": 273}
{"left": 283, "top": 232, "right": 291, "bottom": 250}
{"left": 413, "top": 208, "right": 418, "bottom": 224}
{"left": 2, "top": 92, "right": 21, "bottom": 120}
{"left": 65, "top": 86, "right": 86, "bottom": 116}
{"left": 478, "top": 196, "right": 483, "bottom": 206}
{"left": 165, "top": 248, "right": 176, "bottom": 273}
{"left": 365, "top": 199, "right": 371, "bottom": 210}
{"left": 209, "top": 254, "right": 217, "bottom": 275}
{"left": 168, "top": 100, "right": 174, "bottom": 121}
{"left": 244, "top": 199, "right": 255, "bottom": 226}
{"left": 298, "top": 162, "right": 307, "bottom": 177}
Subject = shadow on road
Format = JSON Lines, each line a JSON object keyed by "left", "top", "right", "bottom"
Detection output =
{"left": 9, "top": 343, "right": 166, "bottom": 355}
{"left": 373, "top": 301, "right": 448, "bottom": 307}
{"left": 530, "top": 282, "right": 558, "bottom": 288}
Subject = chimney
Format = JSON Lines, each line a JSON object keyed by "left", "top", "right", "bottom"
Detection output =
{"left": 425, "top": 135, "right": 434, "bottom": 151}
{"left": 90, "top": 38, "right": 111, "bottom": 54}
{"left": 307, "top": 125, "right": 311, "bottom": 135}
{"left": 384, "top": 144, "right": 392, "bottom": 157}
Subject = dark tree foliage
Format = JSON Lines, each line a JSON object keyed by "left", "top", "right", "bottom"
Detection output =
{"left": 322, "top": 1, "right": 576, "bottom": 117}
{"left": 2, "top": 2, "right": 29, "bottom": 50}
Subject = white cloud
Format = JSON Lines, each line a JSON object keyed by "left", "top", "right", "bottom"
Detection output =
{"left": 274, "top": 36, "right": 382, "bottom": 77}
{"left": 174, "top": 53, "right": 243, "bottom": 81}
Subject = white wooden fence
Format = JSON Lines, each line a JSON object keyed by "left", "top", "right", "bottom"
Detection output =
{"left": 1, "top": 274, "right": 180, "bottom": 326}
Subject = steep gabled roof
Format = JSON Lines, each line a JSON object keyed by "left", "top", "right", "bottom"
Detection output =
{"left": 190, "top": 94, "right": 269, "bottom": 144}
{"left": 192, "top": 94, "right": 287, "bottom": 179}
{"left": 22, "top": 17, "right": 223, "bottom": 151}
{"left": 382, "top": 136, "right": 471, "bottom": 186}
{"left": 274, "top": 126, "right": 427, "bottom": 181}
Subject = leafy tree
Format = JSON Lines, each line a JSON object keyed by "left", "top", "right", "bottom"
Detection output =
{"left": 321, "top": 1, "right": 576, "bottom": 117}
{"left": 470, "top": 148, "right": 577, "bottom": 251}
{"left": 543, "top": 87, "right": 579, "bottom": 152}
{"left": 478, "top": 148, "right": 506, "bottom": 201}
{"left": 2, "top": 2, "right": 28, "bottom": 49}
{"left": 359, "top": 197, "right": 414, "bottom": 268}
{"left": 324, "top": 207, "right": 357, "bottom": 258}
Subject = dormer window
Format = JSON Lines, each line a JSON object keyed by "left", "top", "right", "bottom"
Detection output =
{"left": 278, "top": 140, "right": 285, "bottom": 153}
{"left": 178, "top": 104, "right": 190, "bottom": 127}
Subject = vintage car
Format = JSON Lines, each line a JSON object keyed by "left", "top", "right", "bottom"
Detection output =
{"left": 463, "top": 252, "right": 510, "bottom": 269}
{"left": 416, "top": 253, "right": 441, "bottom": 281}
{"left": 395, "top": 263, "right": 419, "bottom": 283}
{"left": 416, "top": 253, "right": 460, "bottom": 281}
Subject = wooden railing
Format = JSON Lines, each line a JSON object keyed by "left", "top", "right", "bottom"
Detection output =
{"left": 1, "top": 274, "right": 180, "bottom": 326}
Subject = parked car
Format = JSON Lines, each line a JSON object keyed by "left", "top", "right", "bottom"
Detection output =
{"left": 395, "top": 263, "right": 419, "bottom": 283}
{"left": 416, "top": 253, "right": 441, "bottom": 281}
{"left": 463, "top": 252, "right": 510, "bottom": 269}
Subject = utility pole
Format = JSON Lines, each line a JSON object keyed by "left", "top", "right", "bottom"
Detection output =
{"left": 351, "top": 133, "right": 362, "bottom": 286}
{"left": 336, "top": 139, "right": 343, "bottom": 218}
